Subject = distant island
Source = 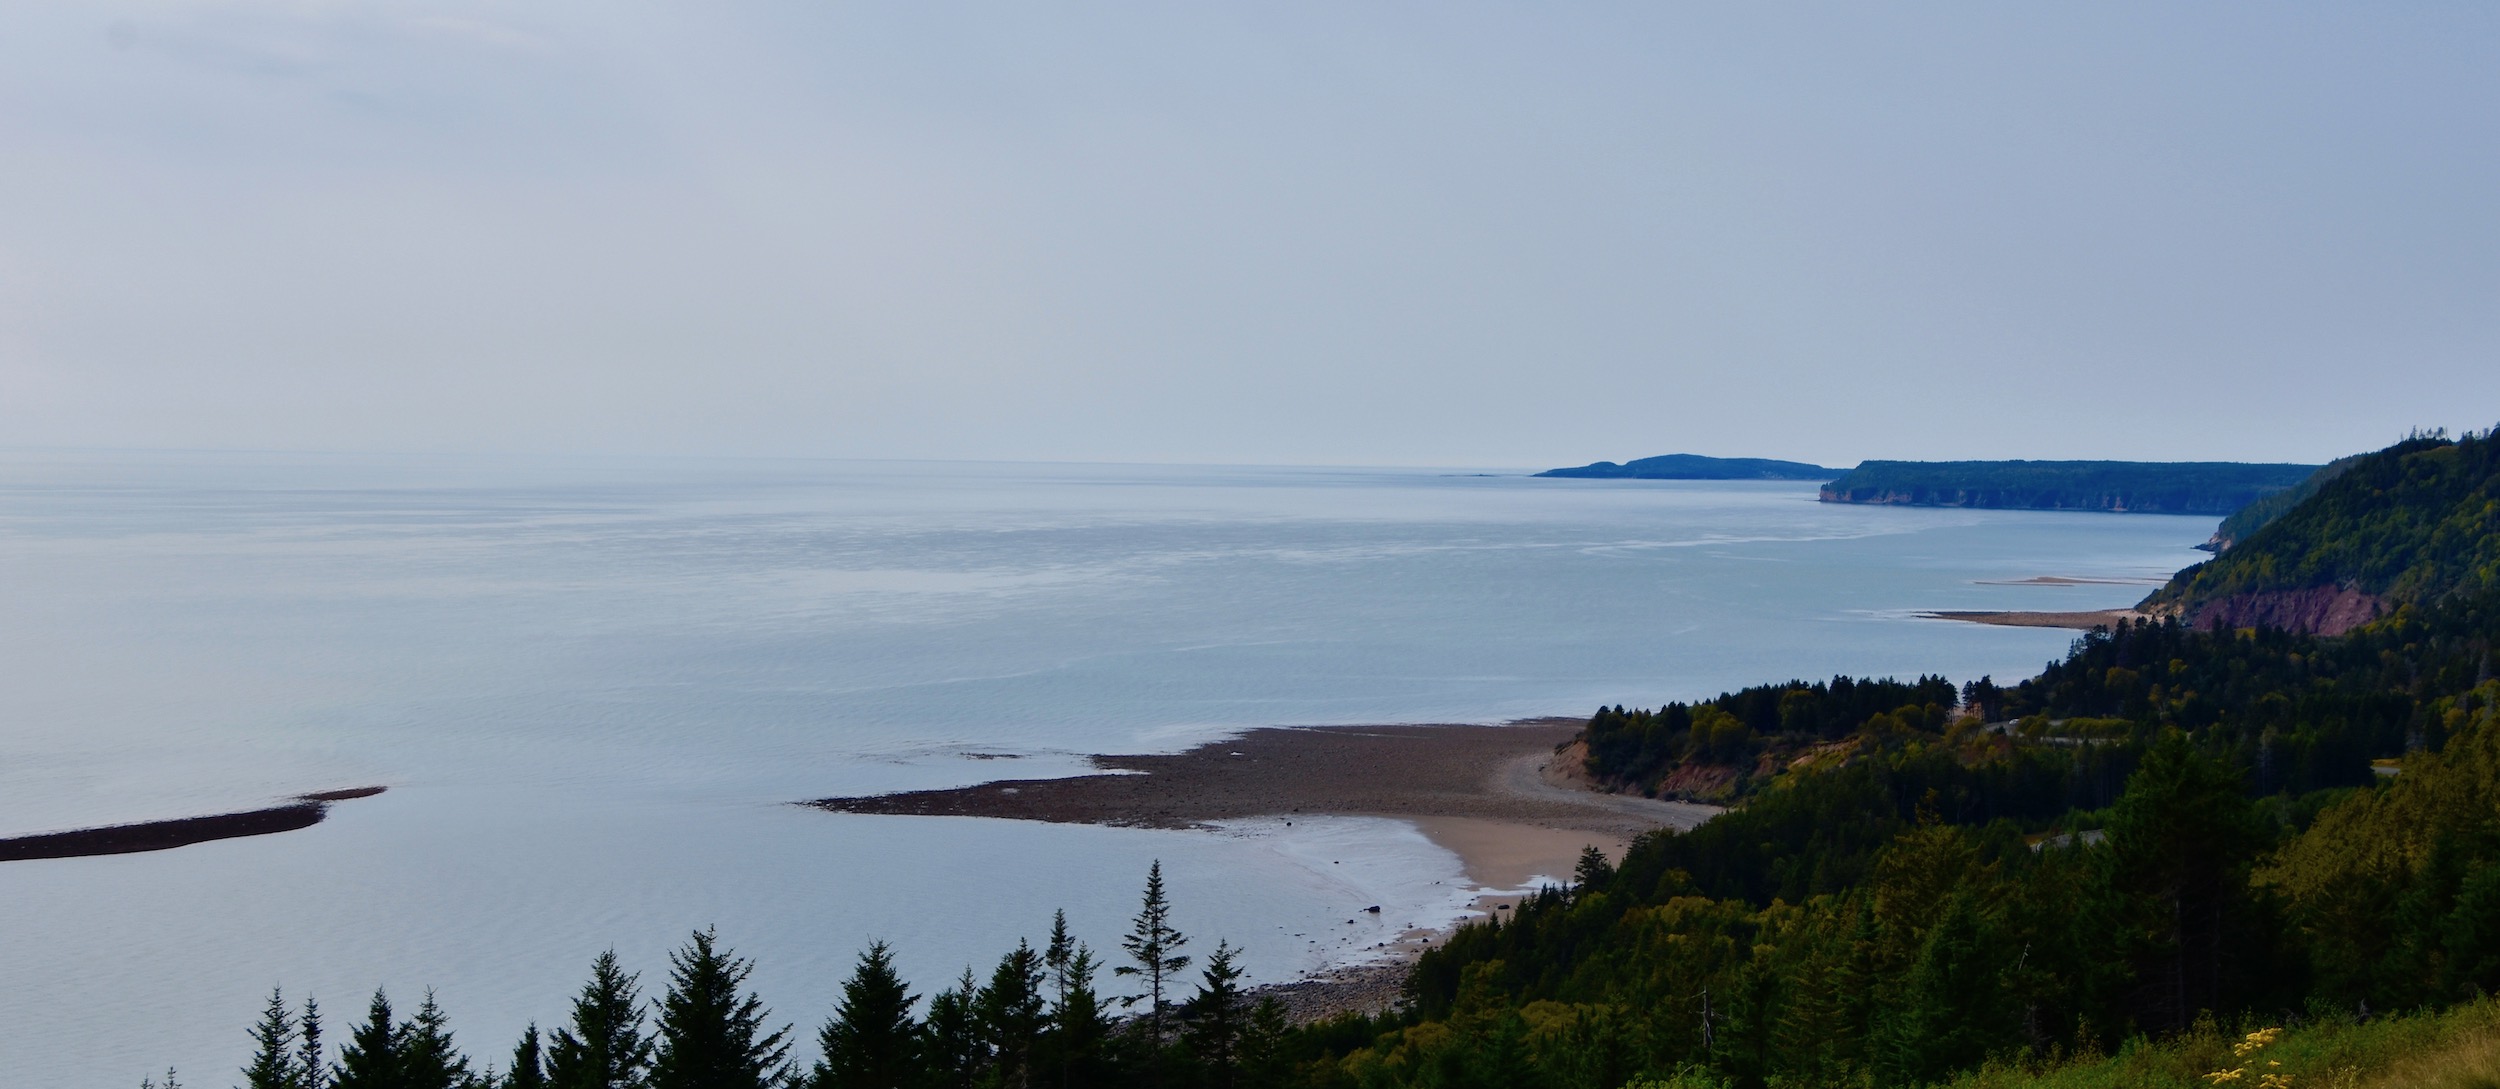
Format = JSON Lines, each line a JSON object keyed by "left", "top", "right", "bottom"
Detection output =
{"left": 1819, "top": 459, "right": 2317, "bottom": 515}
{"left": 1535, "top": 453, "right": 1838, "bottom": 480}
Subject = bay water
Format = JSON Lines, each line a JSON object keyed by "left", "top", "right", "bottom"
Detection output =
{"left": 0, "top": 453, "right": 2209, "bottom": 1085}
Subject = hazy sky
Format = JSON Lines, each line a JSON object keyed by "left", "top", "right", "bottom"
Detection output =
{"left": 2, "top": 3, "right": 2494, "bottom": 468}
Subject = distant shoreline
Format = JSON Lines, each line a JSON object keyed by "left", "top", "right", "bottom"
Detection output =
{"left": 0, "top": 786, "right": 387, "bottom": 862}
{"left": 1924, "top": 608, "right": 2146, "bottom": 630}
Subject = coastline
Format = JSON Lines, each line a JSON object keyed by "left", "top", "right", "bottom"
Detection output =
{"left": 1924, "top": 607, "right": 2146, "bottom": 630}
{"left": 811, "top": 720, "right": 1717, "bottom": 1019}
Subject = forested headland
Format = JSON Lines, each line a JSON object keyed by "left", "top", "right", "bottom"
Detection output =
{"left": 1536, "top": 455, "right": 1839, "bottom": 481}
{"left": 2144, "top": 428, "right": 2500, "bottom": 634}
{"left": 1819, "top": 460, "right": 2317, "bottom": 515}
{"left": 172, "top": 429, "right": 2500, "bottom": 1089}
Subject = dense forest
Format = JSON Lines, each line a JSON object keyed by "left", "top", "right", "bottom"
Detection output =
{"left": 1537, "top": 455, "right": 1838, "bottom": 481}
{"left": 177, "top": 431, "right": 2500, "bottom": 1089}
{"left": 1819, "top": 460, "right": 2317, "bottom": 515}
{"left": 2201, "top": 453, "right": 2366, "bottom": 552}
{"left": 2146, "top": 428, "right": 2500, "bottom": 621}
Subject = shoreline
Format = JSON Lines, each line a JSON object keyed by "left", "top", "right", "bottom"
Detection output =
{"left": 810, "top": 720, "right": 1717, "bottom": 1019}
{"left": 0, "top": 787, "right": 388, "bottom": 863}
{"left": 1924, "top": 607, "right": 2146, "bottom": 630}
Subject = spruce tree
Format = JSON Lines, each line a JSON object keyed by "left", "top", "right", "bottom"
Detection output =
{"left": 300, "top": 997, "right": 326, "bottom": 1089}
{"left": 1114, "top": 861, "right": 1190, "bottom": 1043}
{"left": 976, "top": 941, "right": 1047, "bottom": 1089}
{"left": 920, "top": 967, "right": 986, "bottom": 1089}
{"left": 1041, "top": 921, "right": 1110, "bottom": 1089}
{"left": 810, "top": 941, "right": 919, "bottom": 1089}
{"left": 402, "top": 990, "right": 477, "bottom": 1089}
{"left": 649, "top": 928, "right": 791, "bottom": 1089}
{"left": 241, "top": 987, "right": 297, "bottom": 1089}
{"left": 547, "top": 951, "right": 652, "bottom": 1089}
{"left": 332, "top": 990, "right": 406, "bottom": 1089}
{"left": 508, "top": 1025, "right": 548, "bottom": 1089}
{"left": 1181, "top": 942, "right": 1246, "bottom": 1089}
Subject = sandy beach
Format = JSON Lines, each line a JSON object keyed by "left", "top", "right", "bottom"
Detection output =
{"left": 1925, "top": 607, "right": 2146, "bottom": 630}
{"left": 810, "top": 719, "right": 1715, "bottom": 894}
{"left": 811, "top": 719, "right": 1716, "bottom": 1019}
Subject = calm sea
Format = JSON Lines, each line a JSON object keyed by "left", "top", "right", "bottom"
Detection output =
{"left": 0, "top": 453, "right": 2208, "bottom": 1085}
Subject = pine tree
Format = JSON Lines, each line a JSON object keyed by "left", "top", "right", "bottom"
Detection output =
{"left": 300, "top": 997, "right": 326, "bottom": 1089}
{"left": 332, "top": 990, "right": 406, "bottom": 1089}
{"left": 402, "top": 991, "right": 477, "bottom": 1089}
{"left": 649, "top": 928, "right": 791, "bottom": 1089}
{"left": 1181, "top": 942, "right": 1246, "bottom": 1089}
{"left": 508, "top": 1025, "right": 548, "bottom": 1089}
{"left": 242, "top": 988, "right": 297, "bottom": 1089}
{"left": 1235, "top": 998, "right": 1292, "bottom": 1089}
{"left": 920, "top": 968, "right": 986, "bottom": 1089}
{"left": 1115, "top": 861, "right": 1191, "bottom": 1043}
{"left": 810, "top": 941, "right": 920, "bottom": 1089}
{"left": 547, "top": 951, "right": 652, "bottom": 1089}
{"left": 1041, "top": 924, "right": 1111, "bottom": 1089}
{"left": 976, "top": 940, "right": 1048, "bottom": 1089}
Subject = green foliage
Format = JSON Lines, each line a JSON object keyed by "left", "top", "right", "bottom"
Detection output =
{"left": 649, "top": 929, "right": 791, "bottom": 1089}
{"left": 1582, "top": 673, "right": 1958, "bottom": 793}
{"left": 509, "top": 1025, "right": 548, "bottom": 1089}
{"left": 1821, "top": 460, "right": 2317, "bottom": 514}
{"left": 1938, "top": 995, "right": 2500, "bottom": 1089}
{"left": 811, "top": 942, "right": 919, "bottom": 1089}
{"left": 1116, "top": 861, "right": 1192, "bottom": 1044}
{"left": 2207, "top": 452, "right": 2368, "bottom": 550}
{"left": 547, "top": 951, "right": 651, "bottom": 1089}
{"left": 2148, "top": 428, "right": 2500, "bottom": 613}
{"left": 242, "top": 988, "right": 297, "bottom": 1089}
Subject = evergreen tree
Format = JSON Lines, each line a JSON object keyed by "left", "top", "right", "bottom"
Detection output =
{"left": 508, "top": 1026, "right": 548, "bottom": 1089}
{"left": 402, "top": 991, "right": 477, "bottom": 1089}
{"left": 1181, "top": 942, "right": 1246, "bottom": 1089}
{"left": 242, "top": 987, "right": 297, "bottom": 1089}
{"left": 1042, "top": 932, "right": 1111, "bottom": 1089}
{"left": 301, "top": 998, "right": 326, "bottom": 1089}
{"left": 332, "top": 990, "right": 407, "bottom": 1089}
{"left": 810, "top": 941, "right": 919, "bottom": 1089}
{"left": 1234, "top": 998, "right": 1291, "bottom": 1089}
{"left": 649, "top": 929, "right": 791, "bottom": 1089}
{"left": 976, "top": 941, "right": 1048, "bottom": 1089}
{"left": 1115, "top": 861, "right": 1191, "bottom": 1043}
{"left": 547, "top": 951, "right": 652, "bottom": 1089}
{"left": 920, "top": 968, "right": 986, "bottom": 1089}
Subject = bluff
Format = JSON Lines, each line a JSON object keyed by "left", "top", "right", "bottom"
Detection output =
{"left": 2142, "top": 429, "right": 2500, "bottom": 634}
{"left": 1819, "top": 459, "right": 2317, "bottom": 514}
{"left": 1535, "top": 453, "right": 1837, "bottom": 480}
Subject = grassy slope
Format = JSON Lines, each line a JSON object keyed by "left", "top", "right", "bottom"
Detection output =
{"left": 1943, "top": 998, "right": 2500, "bottom": 1089}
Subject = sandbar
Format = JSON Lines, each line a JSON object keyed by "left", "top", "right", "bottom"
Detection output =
{"left": 1924, "top": 608, "right": 2145, "bottom": 630}
{"left": 0, "top": 787, "right": 388, "bottom": 863}
{"left": 809, "top": 721, "right": 1714, "bottom": 895}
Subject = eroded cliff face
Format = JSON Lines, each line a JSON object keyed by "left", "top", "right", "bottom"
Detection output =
{"left": 2186, "top": 585, "right": 2389, "bottom": 636}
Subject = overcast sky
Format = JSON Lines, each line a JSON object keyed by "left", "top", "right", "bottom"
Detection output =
{"left": 2, "top": 3, "right": 2494, "bottom": 468}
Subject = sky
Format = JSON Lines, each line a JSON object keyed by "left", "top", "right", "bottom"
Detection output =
{"left": 1, "top": 2, "right": 2495, "bottom": 469}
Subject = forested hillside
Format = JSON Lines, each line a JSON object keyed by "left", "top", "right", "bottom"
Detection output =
{"left": 2146, "top": 429, "right": 2500, "bottom": 633}
{"left": 1819, "top": 460, "right": 2315, "bottom": 514}
{"left": 2201, "top": 452, "right": 2367, "bottom": 551}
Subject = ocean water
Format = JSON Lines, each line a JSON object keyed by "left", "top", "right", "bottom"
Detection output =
{"left": 0, "top": 453, "right": 2210, "bottom": 1086}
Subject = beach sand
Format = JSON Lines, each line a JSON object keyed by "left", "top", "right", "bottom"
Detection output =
{"left": 1924, "top": 608, "right": 2145, "bottom": 630}
{"left": 810, "top": 720, "right": 1715, "bottom": 1018}
{"left": 810, "top": 720, "right": 1714, "bottom": 889}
